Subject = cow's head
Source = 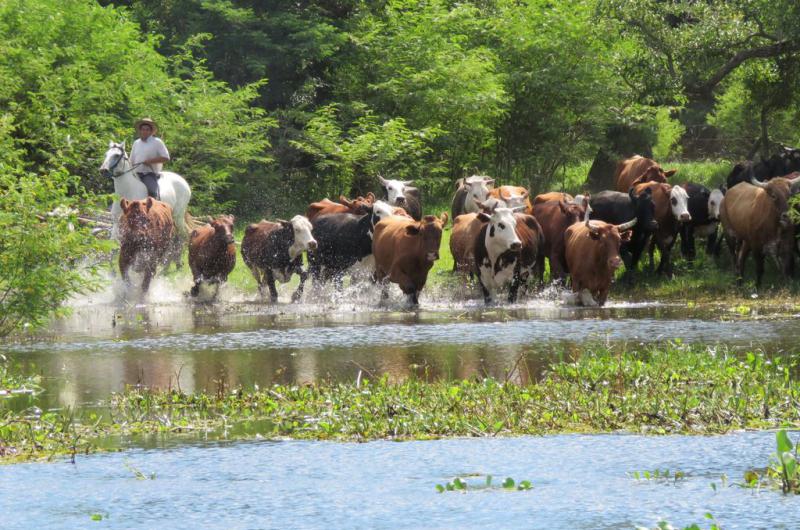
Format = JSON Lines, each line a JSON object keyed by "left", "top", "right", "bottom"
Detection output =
{"left": 557, "top": 199, "right": 585, "bottom": 225}
{"left": 495, "top": 186, "right": 529, "bottom": 209}
{"left": 585, "top": 218, "right": 636, "bottom": 270}
{"left": 751, "top": 175, "right": 800, "bottom": 228}
{"left": 631, "top": 165, "right": 677, "bottom": 188}
{"left": 669, "top": 185, "right": 691, "bottom": 222}
{"left": 405, "top": 213, "right": 448, "bottom": 262}
{"left": 210, "top": 214, "right": 235, "bottom": 245}
{"left": 339, "top": 193, "right": 374, "bottom": 215}
{"left": 478, "top": 207, "right": 521, "bottom": 255}
{"left": 572, "top": 194, "right": 592, "bottom": 221}
{"left": 283, "top": 215, "right": 316, "bottom": 258}
{"left": 120, "top": 197, "right": 153, "bottom": 230}
{"left": 463, "top": 175, "right": 494, "bottom": 212}
{"left": 707, "top": 187, "right": 724, "bottom": 220}
{"left": 629, "top": 187, "right": 658, "bottom": 231}
{"left": 379, "top": 176, "right": 413, "bottom": 206}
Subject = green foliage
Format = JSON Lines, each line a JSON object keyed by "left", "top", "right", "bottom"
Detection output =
{"left": 652, "top": 108, "right": 686, "bottom": 160}
{"left": 0, "top": 169, "right": 110, "bottom": 337}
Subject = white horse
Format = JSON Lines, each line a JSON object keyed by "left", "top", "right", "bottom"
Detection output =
{"left": 100, "top": 141, "right": 191, "bottom": 239}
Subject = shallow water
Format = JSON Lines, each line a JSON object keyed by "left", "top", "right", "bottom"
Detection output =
{"left": 3, "top": 289, "right": 800, "bottom": 411}
{"left": 1, "top": 431, "right": 797, "bottom": 529}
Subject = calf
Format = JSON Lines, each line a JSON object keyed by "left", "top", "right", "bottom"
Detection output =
{"left": 118, "top": 198, "right": 176, "bottom": 294}
{"left": 450, "top": 212, "right": 488, "bottom": 275}
{"left": 632, "top": 182, "right": 691, "bottom": 276}
{"left": 589, "top": 188, "right": 657, "bottom": 273}
{"left": 241, "top": 215, "right": 317, "bottom": 302}
{"left": 474, "top": 208, "right": 544, "bottom": 303}
{"left": 564, "top": 218, "right": 636, "bottom": 306}
{"left": 379, "top": 176, "right": 422, "bottom": 220}
{"left": 720, "top": 175, "right": 800, "bottom": 287}
{"left": 679, "top": 183, "right": 725, "bottom": 260}
{"left": 372, "top": 213, "right": 448, "bottom": 305}
{"left": 532, "top": 199, "right": 587, "bottom": 282}
{"left": 188, "top": 214, "right": 236, "bottom": 298}
{"left": 614, "top": 155, "right": 677, "bottom": 192}
{"left": 451, "top": 175, "right": 494, "bottom": 221}
{"left": 308, "top": 206, "right": 381, "bottom": 283}
{"left": 306, "top": 193, "right": 375, "bottom": 221}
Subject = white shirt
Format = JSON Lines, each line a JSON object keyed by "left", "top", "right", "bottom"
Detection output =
{"left": 130, "top": 136, "right": 170, "bottom": 174}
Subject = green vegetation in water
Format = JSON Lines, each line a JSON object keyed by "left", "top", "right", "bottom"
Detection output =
{"left": 742, "top": 429, "right": 800, "bottom": 494}
{"left": 638, "top": 513, "right": 721, "bottom": 530}
{"left": 435, "top": 475, "right": 532, "bottom": 493}
{"left": 2, "top": 343, "right": 800, "bottom": 463}
{"left": 0, "top": 355, "right": 41, "bottom": 399}
{"left": 630, "top": 469, "right": 686, "bottom": 482}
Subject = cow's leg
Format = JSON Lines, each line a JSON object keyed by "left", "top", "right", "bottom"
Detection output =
{"left": 479, "top": 278, "right": 492, "bottom": 305}
{"left": 680, "top": 225, "right": 695, "bottom": 261}
{"left": 508, "top": 269, "right": 522, "bottom": 303}
{"left": 753, "top": 249, "right": 765, "bottom": 289}
{"left": 291, "top": 268, "right": 308, "bottom": 302}
{"left": 247, "top": 265, "right": 265, "bottom": 298}
{"left": 141, "top": 262, "right": 156, "bottom": 294}
{"left": 265, "top": 269, "right": 279, "bottom": 302}
{"left": 706, "top": 228, "right": 719, "bottom": 257}
{"left": 190, "top": 278, "right": 202, "bottom": 297}
{"left": 735, "top": 240, "right": 750, "bottom": 285}
{"left": 119, "top": 251, "right": 133, "bottom": 287}
{"left": 595, "top": 288, "right": 608, "bottom": 307}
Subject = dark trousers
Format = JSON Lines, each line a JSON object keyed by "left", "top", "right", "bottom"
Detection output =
{"left": 138, "top": 172, "right": 160, "bottom": 199}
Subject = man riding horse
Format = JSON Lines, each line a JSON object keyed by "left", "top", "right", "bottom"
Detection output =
{"left": 130, "top": 118, "right": 170, "bottom": 200}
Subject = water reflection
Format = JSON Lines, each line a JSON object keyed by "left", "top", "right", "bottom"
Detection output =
{"left": 3, "top": 300, "right": 799, "bottom": 411}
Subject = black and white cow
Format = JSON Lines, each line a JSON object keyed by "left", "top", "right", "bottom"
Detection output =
{"left": 589, "top": 188, "right": 657, "bottom": 273}
{"left": 474, "top": 208, "right": 543, "bottom": 304}
{"left": 451, "top": 175, "right": 494, "bottom": 221}
{"left": 241, "top": 215, "right": 317, "bottom": 302}
{"left": 679, "top": 183, "right": 725, "bottom": 260}
{"left": 379, "top": 176, "right": 422, "bottom": 221}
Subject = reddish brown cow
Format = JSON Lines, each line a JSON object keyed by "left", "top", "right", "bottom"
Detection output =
{"left": 489, "top": 186, "right": 530, "bottom": 211}
{"left": 305, "top": 193, "right": 375, "bottom": 221}
{"left": 564, "top": 218, "right": 635, "bottom": 306}
{"left": 372, "top": 213, "right": 449, "bottom": 306}
{"left": 614, "top": 156, "right": 677, "bottom": 192}
{"left": 533, "top": 192, "right": 574, "bottom": 206}
{"left": 450, "top": 213, "right": 487, "bottom": 274}
{"left": 532, "top": 199, "right": 587, "bottom": 282}
{"left": 720, "top": 175, "right": 800, "bottom": 287}
{"left": 188, "top": 215, "right": 236, "bottom": 298}
{"left": 118, "top": 198, "right": 175, "bottom": 294}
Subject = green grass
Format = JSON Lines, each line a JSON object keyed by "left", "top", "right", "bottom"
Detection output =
{"left": 3, "top": 343, "right": 800, "bottom": 462}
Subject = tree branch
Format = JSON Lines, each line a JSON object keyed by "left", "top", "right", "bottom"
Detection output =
{"left": 692, "top": 39, "right": 800, "bottom": 96}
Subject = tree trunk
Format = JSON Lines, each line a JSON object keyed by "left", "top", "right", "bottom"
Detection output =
{"left": 760, "top": 105, "right": 770, "bottom": 159}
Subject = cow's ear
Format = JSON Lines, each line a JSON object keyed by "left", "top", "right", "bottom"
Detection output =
{"left": 558, "top": 200, "right": 569, "bottom": 214}
{"left": 145, "top": 197, "right": 154, "bottom": 210}
{"left": 620, "top": 230, "right": 633, "bottom": 242}
{"left": 664, "top": 169, "right": 677, "bottom": 178}
{"left": 405, "top": 225, "right": 421, "bottom": 236}
{"left": 365, "top": 191, "right": 376, "bottom": 203}
{"left": 477, "top": 212, "right": 490, "bottom": 222}
{"left": 439, "top": 212, "right": 449, "bottom": 225}
{"left": 120, "top": 198, "right": 130, "bottom": 212}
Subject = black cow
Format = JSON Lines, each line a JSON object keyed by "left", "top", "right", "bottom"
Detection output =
{"left": 589, "top": 188, "right": 657, "bottom": 273}
{"left": 727, "top": 146, "right": 800, "bottom": 189}
{"left": 308, "top": 206, "right": 381, "bottom": 283}
{"left": 679, "top": 183, "right": 725, "bottom": 260}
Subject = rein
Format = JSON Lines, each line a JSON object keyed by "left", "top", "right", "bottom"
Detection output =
{"left": 108, "top": 148, "right": 142, "bottom": 178}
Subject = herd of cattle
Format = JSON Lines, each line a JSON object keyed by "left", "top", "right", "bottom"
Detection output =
{"left": 115, "top": 147, "right": 800, "bottom": 306}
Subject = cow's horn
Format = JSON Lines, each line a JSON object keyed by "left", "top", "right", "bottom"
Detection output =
{"left": 790, "top": 174, "right": 800, "bottom": 194}
{"left": 585, "top": 217, "right": 600, "bottom": 234}
{"left": 750, "top": 176, "right": 767, "bottom": 188}
{"left": 616, "top": 218, "right": 637, "bottom": 231}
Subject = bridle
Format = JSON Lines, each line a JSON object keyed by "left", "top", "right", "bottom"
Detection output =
{"left": 105, "top": 145, "right": 141, "bottom": 178}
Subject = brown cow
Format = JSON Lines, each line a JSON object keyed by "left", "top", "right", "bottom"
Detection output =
{"left": 188, "top": 215, "right": 236, "bottom": 298}
{"left": 450, "top": 212, "right": 487, "bottom": 274}
{"left": 532, "top": 199, "right": 587, "bottom": 282}
{"left": 489, "top": 185, "right": 530, "bottom": 211}
{"left": 372, "top": 213, "right": 449, "bottom": 305}
{"left": 305, "top": 193, "right": 375, "bottom": 221}
{"left": 118, "top": 198, "right": 175, "bottom": 294}
{"left": 720, "top": 175, "right": 800, "bottom": 287}
{"left": 564, "top": 218, "right": 636, "bottom": 306}
{"left": 533, "top": 192, "right": 574, "bottom": 205}
{"left": 614, "top": 156, "right": 677, "bottom": 192}
{"left": 632, "top": 182, "right": 691, "bottom": 275}
{"left": 242, "top": 215, "right": 317, "bottom": 302}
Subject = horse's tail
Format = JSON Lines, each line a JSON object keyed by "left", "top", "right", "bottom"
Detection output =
{"left": 183, "top": 212, "right": 203, "bottom": 233}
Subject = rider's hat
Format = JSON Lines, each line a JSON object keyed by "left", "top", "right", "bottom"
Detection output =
{"left": 134, "top": 118, "right": 158, "bottom": 133}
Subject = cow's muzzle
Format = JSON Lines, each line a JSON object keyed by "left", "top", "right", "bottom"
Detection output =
{"left": 609, "top": 256, "right": 622, "bottom": 269}
{"left": 307, "top": 240, "right": 318, "bottom": 251}
{"left": 426, "top": 251, "right": 439, "bottom": 262}
{"left": 395, "top": 196, "right": 406, "bottom": 205}
{"left": 680, "top": 213, "right": 691, "bottom": 222}
{"left": 225, "top": 234, "right": 235, "bottom": 245}
{"left": 648, "top": 220, "right": 659, "bottom": 231}
{"left": 509, "top": 242, "right": 522, "bottom": 251}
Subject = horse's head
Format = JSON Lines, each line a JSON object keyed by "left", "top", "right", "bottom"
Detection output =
{"left": 100, "top": 141, "right": 128, "bottom": 179}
